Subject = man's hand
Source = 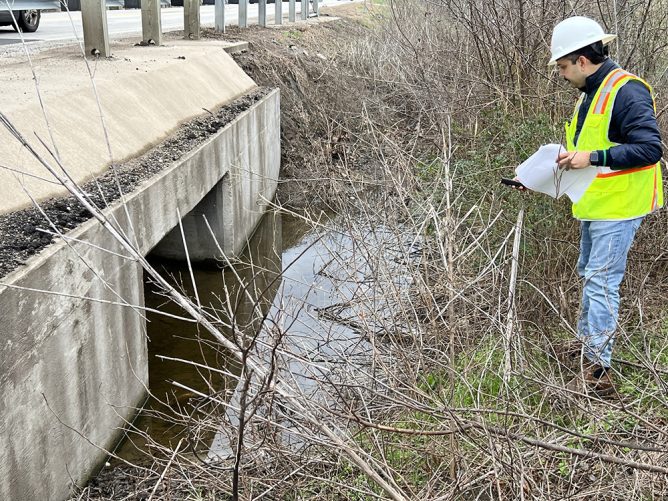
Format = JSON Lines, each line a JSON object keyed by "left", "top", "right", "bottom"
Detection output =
{"left": 512, "top": 177, "right": 528, "bottom": 192}
{"left": 557, "top": 150, "right": 591, "bottom": 170}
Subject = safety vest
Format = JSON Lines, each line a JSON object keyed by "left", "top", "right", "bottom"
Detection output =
{"left": 565, "top": 68, "right": 663, "bottom": 220}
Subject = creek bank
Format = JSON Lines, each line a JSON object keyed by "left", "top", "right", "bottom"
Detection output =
{"left": 203, "top": 11, "right": 385, "bottom": 211}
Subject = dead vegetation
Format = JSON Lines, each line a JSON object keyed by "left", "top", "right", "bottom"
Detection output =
{"left": 17, "top": 0, "right": 664, "bottom": 499}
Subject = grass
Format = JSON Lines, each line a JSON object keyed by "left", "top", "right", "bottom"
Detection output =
{"left": 284, "top": 29, "right": 304, "bottom": 40}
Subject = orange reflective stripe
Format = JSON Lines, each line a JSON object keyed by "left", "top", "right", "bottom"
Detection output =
{"left": 597, "top": 92, "right": 612, "bottom": 114}
{"left": 595, "top": 164, "right": 654, "bottom": 178}
{"left": 591, "top": 69, "right": 622, "bottom": 114}
{"left": 593, "top": 70, "right": 633, "bottom": 114}
{"left": 604, "top": 74, "right": 632, "bottom": 110}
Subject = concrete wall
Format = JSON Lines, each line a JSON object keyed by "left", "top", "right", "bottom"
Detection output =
{"left": 152, "top": 89, "right": 280, "bottom": 261}
{"left": 0, "top": 88, "right": 280, "bottom": 500}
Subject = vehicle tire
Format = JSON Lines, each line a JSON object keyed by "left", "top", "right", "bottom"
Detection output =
{"left": 16, "top": 10, "right": 40, "bottom": 33}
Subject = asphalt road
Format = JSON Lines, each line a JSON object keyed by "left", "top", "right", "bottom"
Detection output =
{"left": 0, "top": 0, "right": 355, "bottom": 45}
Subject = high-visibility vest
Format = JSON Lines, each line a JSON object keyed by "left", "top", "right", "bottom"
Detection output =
{"left": 565, "top": 68, "right": 663, "bottom": 220}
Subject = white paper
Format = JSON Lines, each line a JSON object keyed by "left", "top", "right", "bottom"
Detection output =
{"left": 515, "top": 144, "right": 597, "bottom": 203}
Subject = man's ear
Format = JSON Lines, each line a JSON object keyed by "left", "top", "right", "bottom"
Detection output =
{"left": 577, "top": 55, "right": 588, "bottom": 69}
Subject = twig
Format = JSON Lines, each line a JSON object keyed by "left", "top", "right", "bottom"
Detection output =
{"left": 504, "top": 208, "right": 524, "bottom": 380}
{"left": 147, "top": 439, "right": 183, "bottom": 501}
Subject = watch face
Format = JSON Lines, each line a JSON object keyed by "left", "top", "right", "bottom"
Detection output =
{"left": 590, "top": 151, "right": 599, "bottom": 165}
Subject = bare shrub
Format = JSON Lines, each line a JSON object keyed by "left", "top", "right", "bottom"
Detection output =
{"left": 3, "top": 1, "right": 662, "bottom": 499}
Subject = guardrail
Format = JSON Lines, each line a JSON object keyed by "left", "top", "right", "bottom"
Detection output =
{"left": 76, "top": 0, "right": 318, "bottom": 58}
{"left": 193, "top": 0, "right": 320, "bottom": 38}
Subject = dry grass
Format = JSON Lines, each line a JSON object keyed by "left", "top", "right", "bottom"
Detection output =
{"left": 50, "top": 1, "right": 668, "bottom": 499}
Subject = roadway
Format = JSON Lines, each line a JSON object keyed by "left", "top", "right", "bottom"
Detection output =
{"left": 0, "top": 0, "right": 356, "bottom": 46}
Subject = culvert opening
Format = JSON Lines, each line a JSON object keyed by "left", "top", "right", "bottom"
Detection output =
{"left": 111, "top": 210, "right": 284, "bottom": 465}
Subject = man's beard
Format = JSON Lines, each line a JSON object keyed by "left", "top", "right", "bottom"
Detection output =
{"left": 564, "top": 77, "right": 578, "bottom": 88}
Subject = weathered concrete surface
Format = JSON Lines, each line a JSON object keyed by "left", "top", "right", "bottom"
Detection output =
{"left": 0, "top": 39, "right": 255, "bottom": 215}
{"left": 0, "top": 88, "right": 280, "bottom": 501}
{"left": 152, "top": 90, "right": 280, "bottom": 261}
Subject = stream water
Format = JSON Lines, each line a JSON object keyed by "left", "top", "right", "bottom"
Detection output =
{"left": 113, "top": 209, "right": 380, "bottom": 464}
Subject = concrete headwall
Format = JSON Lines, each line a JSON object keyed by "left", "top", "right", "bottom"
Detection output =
{"left": 0, "top": 88, "right": 280, "bottom": 500}
{"left": 151, "top": 89, "right": 280, "bottom": 261}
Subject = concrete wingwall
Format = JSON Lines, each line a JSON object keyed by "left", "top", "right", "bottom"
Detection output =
{"left": 0, "top": 88, "right": 280, "bottom": 500}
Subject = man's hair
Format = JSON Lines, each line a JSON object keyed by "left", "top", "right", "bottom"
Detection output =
{"left": 564, "top": 41, "right": 609, "bottom": 64}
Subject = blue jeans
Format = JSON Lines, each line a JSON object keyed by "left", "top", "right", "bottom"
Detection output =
{"left": 577, "top": 217, "right": 643, "bottom": 367}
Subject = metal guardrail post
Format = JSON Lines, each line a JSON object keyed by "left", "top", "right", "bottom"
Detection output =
{"left": 313, "top": 0, "right": 318, "bottom": 16}
{"left": 239, "top": 0, "right": 248, "bottom": 28}
{"left": 258, "top": 0, "right": 266, "bottom": 27}
{"left": 288, "top": 0, "right": 295, "bottom": 22}
{"left": 81, "top": 0, "right": 110, "bottom": 57}
{"left": 141, "top": 0, "right": 162, "bottom": 45}
{"left": 214, "top": 0, "right": 224, "bottom": 32}
{"left": 300, "top": 0, "right": 307, "bottom": 19}
{"left": 274, "top": 0, "right": 282, "bottom": 25}
{"left": 184, "top": 0, "right": 200, "bottom": 39}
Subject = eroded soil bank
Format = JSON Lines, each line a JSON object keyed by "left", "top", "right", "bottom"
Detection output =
{"left": 212, "top": 5, "right": 391, "bottom": 210}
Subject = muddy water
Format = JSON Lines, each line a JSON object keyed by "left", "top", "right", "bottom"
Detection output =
{"left": 114, "top": 210, "right": 369, "bottom": 463}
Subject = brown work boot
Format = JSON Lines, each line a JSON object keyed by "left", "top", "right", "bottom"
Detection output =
{"left": 566, "top": 363, "right": 615, "bottom": 398}
{"left": 553, "top": 339, "right": 583, "bottom": 370}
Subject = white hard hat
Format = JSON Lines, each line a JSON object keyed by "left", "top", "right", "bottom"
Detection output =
{"left": 548, "top": 16, "right": 616, "bottom": 65}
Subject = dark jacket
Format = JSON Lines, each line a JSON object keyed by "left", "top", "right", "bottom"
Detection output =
{"left": 574, "top": 58, "right": 662, "bottom": 169}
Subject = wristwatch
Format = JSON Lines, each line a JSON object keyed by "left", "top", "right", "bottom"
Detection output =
{"left": 589, "top": 151, "right": 601, "bottom": 166}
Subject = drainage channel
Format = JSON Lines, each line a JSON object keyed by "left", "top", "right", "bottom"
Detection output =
{"left": 111, "top": 208, "right": 370, "bottom": 465}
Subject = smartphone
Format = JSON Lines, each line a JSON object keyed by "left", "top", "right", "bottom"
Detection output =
{"left": 500, "top": 178, "right": 525, "bottom": 189}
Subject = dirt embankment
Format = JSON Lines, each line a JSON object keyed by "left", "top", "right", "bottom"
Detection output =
{"left": 205, "top": 6, "right": 385, "bottom": 209}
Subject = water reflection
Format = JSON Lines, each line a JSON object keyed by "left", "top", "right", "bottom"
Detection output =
{"left": 115, "top": 210, "right": 284, "bottom": 463}
{"left": 208, "top": 213, "right": 377, "bottom": 458}
{"left": 207, "top": 216, "right": 405, "bottom": 457}
{"left": 115, "top": 210, "right": 396, "bottom": 464}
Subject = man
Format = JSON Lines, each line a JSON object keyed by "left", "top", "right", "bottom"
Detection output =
{"left": 550, "top": 16, "right": 663, "bottom": 396}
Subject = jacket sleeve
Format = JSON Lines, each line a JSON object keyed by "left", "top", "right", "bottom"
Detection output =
{"left": 607, "top": 80, "right": 663, "bottom": 169}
